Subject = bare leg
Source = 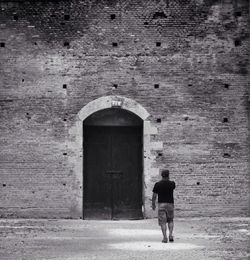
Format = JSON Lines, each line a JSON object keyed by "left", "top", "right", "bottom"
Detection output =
{"left": 160, "top": 224, "right": 168, "bottom": 242}
{"left": 168, "top": 221, "right": 174, "bottom": 241}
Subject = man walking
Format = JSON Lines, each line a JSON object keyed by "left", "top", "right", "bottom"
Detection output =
{"left": 152, "top": 169, "right": 176, "bottom": 243}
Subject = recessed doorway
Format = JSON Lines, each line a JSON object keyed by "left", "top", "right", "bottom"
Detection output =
{"left": 83, "top": 108, "right": 143, "bottom": 220}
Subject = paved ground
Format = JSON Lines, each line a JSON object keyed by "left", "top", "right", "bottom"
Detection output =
{"left": 0, "top": 217, "right": 249, "bottom": 260}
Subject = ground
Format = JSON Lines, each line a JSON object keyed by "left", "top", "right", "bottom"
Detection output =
{"left": 0, "top": 217, "right": 249, "bottom": 260}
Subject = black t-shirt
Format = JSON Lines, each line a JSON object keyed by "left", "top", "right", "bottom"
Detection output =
{"left": 153, "top": 180, "right": 176, "bottom": 203}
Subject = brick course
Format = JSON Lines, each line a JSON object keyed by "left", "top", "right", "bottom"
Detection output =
{"left": 0, "top": 0, "right": 249, "bottom": 218}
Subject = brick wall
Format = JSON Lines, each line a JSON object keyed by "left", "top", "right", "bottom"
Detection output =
{"left": 0, "top": 0, "right": 249, "bottom": 218}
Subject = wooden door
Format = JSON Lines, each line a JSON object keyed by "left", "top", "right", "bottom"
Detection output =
{"left": 83, "top": 125, "right": 143, "bottom": 219}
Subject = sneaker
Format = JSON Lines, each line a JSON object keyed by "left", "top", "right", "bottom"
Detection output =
{"left": 162, "top": 238, "right": 168, "bottom": 243}
{"left": 169, "top": 236, "right": 174, "bottom": 242}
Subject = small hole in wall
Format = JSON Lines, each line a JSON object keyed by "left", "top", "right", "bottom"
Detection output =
{"left": 61, "top": 22, "right": 66, "bottom": 26}
{"left": 156, "top": 42, "right": 161, "bottom": 47}
{"left": 64, "top": 14, "right": 70, "bottom": 21}
{"left": 34, "top": 42, "right": 37, "bottom": 45}
{"left": 63, "top": 84, "right": 67, "bottom": 89}
{"left": 224, "top": 83, "right": 229, "bottom": 89}
{"left": 63, "top": 118, "right": 67, "bottom": 121}
{"left": 0, "top": 42, "right": 5, "bottom": 47}
{"left": 158, "top": 152, "right": 163, "bottom": 157}
{"left": 64, "top": 41, "right": 70, "bottom": 47}
{"left": 113, "top": 84, "right": 118, "bottom": 89}
{"left": 223, "top": 117, "right": 228, "bottom": 123}
{"left": 112, "top": 42, "right": 118, "bottom": 47}
{"left": 235, "top": 11, "right": 241, "bottom": 17}
{"left": 110, "top": 14, "right": 116, "bottom": 20}
{"left": 63, "top": 183, "right": 66, "bottom": 186}
{"left": 3, "top": 184, "right": 6, "bottom": 187}
{"left": 196, "top": 182, "right": 200, "bottom": 185}
{"left": 154, "top": 84, "right": 159, "bottom": 89}
{"left": 22, "top": 79, "right": 24, "bottom": 82}
{"left": 13, "top": 14, "right": 18, "bottom": 21}
{"left": 184, "top": 116, "right": 189, "bottom": 121}
{"left": 223, "top": 153, "right": 231, "bottom": 158}
{"left": 156, "top": 118, "right": 161, "bottom": 123}
{"left": 144, "top": 21, "right": 149, "bottom": 25}
{"left": 153, "top": 11, "right": 167, "bottom": 19}
{"left": 234, "top": 39, "right": 241, "bottom": 46}
{"left": 63, "top": 152, "right": 67, "bottom": 156}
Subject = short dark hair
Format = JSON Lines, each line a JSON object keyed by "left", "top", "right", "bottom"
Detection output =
{"left": 161, "top": 169, "right": 169, "bottom": 178}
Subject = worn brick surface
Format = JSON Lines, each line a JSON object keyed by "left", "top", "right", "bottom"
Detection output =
{"left": 0, "top": 0, "right": 249, "bottom": 218}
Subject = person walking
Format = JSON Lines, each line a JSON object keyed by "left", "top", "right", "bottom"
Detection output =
{"left": 152, "top": 169, "right": 176, "bottom": 243}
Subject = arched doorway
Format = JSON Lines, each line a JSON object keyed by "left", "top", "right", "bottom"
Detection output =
{"left": 83, "top": 108, "right": 143, "bottom": 220}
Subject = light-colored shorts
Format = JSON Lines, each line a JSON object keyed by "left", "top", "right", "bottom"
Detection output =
{"left": 158, "top": 203, "right": 174, "bottom": 225}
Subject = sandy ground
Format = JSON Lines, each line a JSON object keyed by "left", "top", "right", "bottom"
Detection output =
{"left": 0, "top": 217, "right": 249, "bottom": 260}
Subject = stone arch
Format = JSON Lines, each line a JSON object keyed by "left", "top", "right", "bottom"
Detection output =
{"left": 78, "top": 95, "right": 150, "bottom": 121}
{"left": 69, "top": 95, "right": 163, "bottom": 218}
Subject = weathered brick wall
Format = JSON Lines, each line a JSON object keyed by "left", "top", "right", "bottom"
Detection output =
{"left": 0, "top": 0, "right": 249, "bottom": 218}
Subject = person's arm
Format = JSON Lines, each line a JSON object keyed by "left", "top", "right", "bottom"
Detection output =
{"left": 152, "top": 192, "right": 157, "bottom": 210}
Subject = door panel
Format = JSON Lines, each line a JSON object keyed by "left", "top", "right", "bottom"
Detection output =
{"left": 83, "top": 127, "right": 112, "bottom": 219}
{"left": 111, "top": 127, "right": 142, "bottom": 219}
{"left": 83, "top": 126, "right": 142, "bottom": 219}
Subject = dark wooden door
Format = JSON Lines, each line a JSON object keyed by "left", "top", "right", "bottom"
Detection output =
{"left": 83, "top": 126, "right": 143, "bottom": 219}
